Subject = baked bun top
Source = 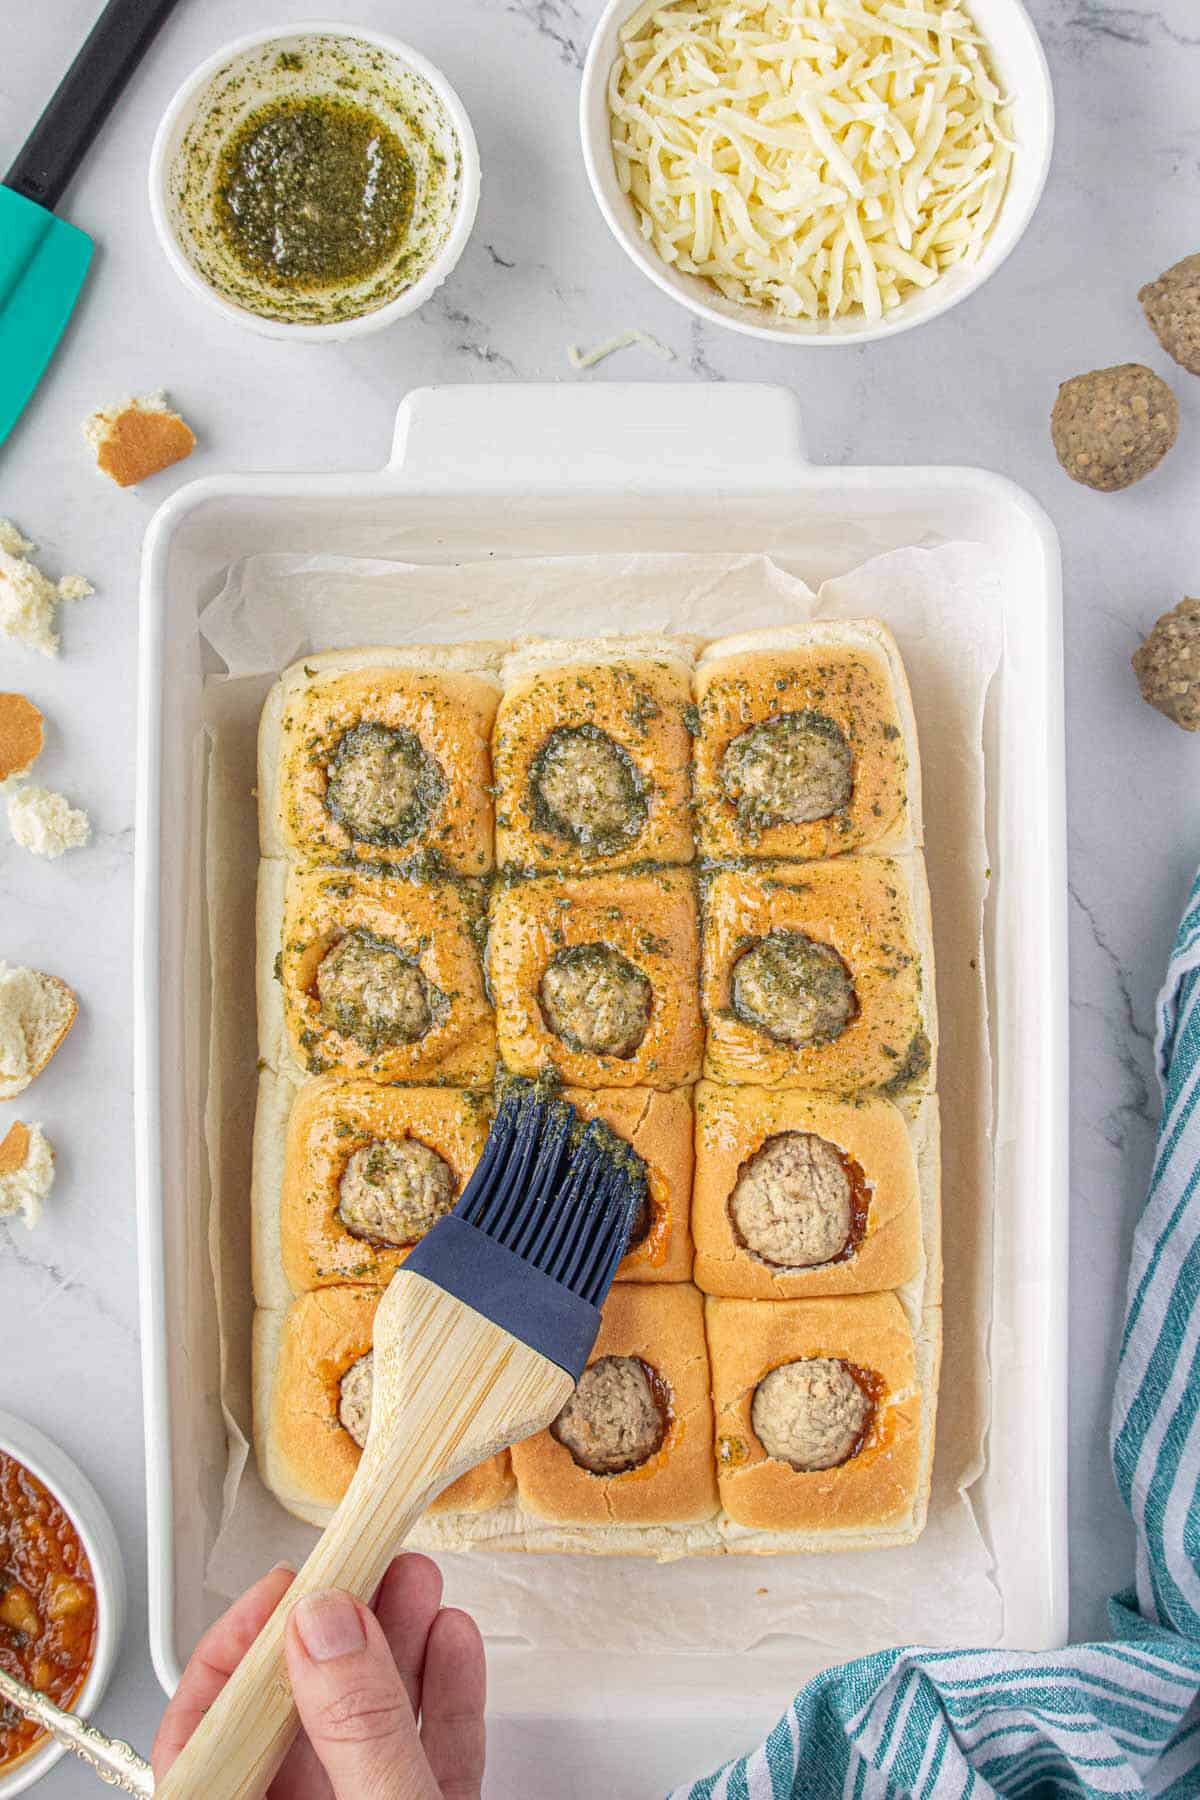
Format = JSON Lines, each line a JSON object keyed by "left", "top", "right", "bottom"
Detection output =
{"left": 694, "top": 622, "right": 919, "bottom": 862}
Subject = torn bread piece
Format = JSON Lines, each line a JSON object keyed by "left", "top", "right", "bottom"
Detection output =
{"left": 0, "top": 522, "right": 92, "bottom": 657}
{"left": 0, "top": 964, "right": 77, "bottom": 1099}
{"left": 82, "top": 391, "right": 195, "bottom": 488}
{"left": 0, "top": 694, "right": 44, "bottom": 781}
{"left": 6, "top": 785, "right": 91, "bottom": 857}
{"left": 0, "top": 1121, "right": 55, "bottom": 1228}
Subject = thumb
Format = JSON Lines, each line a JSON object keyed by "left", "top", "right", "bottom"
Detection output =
{"left": 285, "top": 1589, "right": 439, "bottom": 1800}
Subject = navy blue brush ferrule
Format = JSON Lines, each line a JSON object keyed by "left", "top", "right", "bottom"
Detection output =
{"left": 403, "top": 1214, "right": 602, "bottom": 1382}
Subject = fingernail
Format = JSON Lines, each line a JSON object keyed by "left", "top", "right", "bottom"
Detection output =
{"left": 270, "top": 1560, "right": 296, "bottom": 1576}
{"left": 295, "top": 1591, "right": 367, "bottom": 1663}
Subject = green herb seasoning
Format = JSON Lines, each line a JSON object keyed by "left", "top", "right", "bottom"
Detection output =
{"left": 215, "top": 95, "right": 416, "bottom": 291}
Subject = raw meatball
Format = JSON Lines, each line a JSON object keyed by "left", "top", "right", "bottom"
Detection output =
{"left": 324, "top": 721, "right": 445, "bottom": 846}
{"left": 720, "top": 711, "right": 853, "bottom": 829}
{"left": 731, "top": 931, "right": 856, "bottom": 1048}
{"left": 1050, "top": 364, "right": 1178, "bottom": 491}
{"left": 539, "top": 943, "right": 652, "bottom": 1058}
{"left": 752, "top": 1358, "right": 871, "bottom": 1471}
{"left": 1132, "top": 596, "right": 1200, "bottom": 730}
{"left": 338, "top": 1351, "right": 373, "bottom": 1448}
{"left": 337, "top": 1137, "right": 457, "bottom": 1244}
{"left": 530, "top": 725, "right": 647, "bottom": 849}
{"left": 1140, "top": 254, "right": 1200, "bottom": 376}
{"left": 317, "top": 930, "right": 444, "bottom": 1050}
{"left": 729, "top": 1132, "right": 853, "bottom": 1267}
{"left": 551, "top": 1354, "right": 666, "bottom": 1474}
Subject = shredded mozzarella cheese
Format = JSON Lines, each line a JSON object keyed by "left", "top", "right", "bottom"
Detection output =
{"left": 568, "top": 328, "right": 678, "bottom": 369}
{"left": 609, "top": 0, "right": 1013, "bottom": 322}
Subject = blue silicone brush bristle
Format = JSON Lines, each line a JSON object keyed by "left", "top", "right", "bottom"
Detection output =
{"left": 401, "top": 1082, "right": 647, "bottom": 1380}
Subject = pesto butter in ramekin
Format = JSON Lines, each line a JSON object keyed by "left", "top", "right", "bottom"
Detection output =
{"left": 150, "top": 27, "right": 480, "bottom": 340}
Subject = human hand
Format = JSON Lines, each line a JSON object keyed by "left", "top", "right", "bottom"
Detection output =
{"left": 151, "top": 1553, "right": 485, "bottom": 1798}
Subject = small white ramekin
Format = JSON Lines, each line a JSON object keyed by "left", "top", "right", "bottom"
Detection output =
{"left": 580, "top": 0, "right": 1054, "bottom": 346}
{"left": 0, "top": 1412, "right": 125, "bottom": 1799}
{"left": 149, "top": 23, "right": 481, "bottom": 342}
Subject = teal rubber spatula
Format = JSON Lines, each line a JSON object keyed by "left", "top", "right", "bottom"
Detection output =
{"left": 0, "top": 0, "right": 182, "bottom": 447}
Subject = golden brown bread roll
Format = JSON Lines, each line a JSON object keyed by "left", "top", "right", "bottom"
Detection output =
{"left": 691, "top": 1082, "right": 923, "bottom": 1299}
{"left": 489, "top": 870, "right": 702, "bottom": 1089}
{"left": 511, "top": 1284, "right": 718, "bottom": 1527}
{"left": 276, "top": 1076, "right": 493, "bottom": 1295}
{"left": 701, "top": 858, "right": 933, "bottom": 1105}
{"left": 269, "top": 662, "right": 499, "bottom": 873}
{"left": 276, "top": 866, "right": 495, "bottom": 1086}
{"left": 562, "top": 1087, "right": 695, "bottom": 1283}
{"left": 706, "top": 1292, "right": 923, "bottom": 1533}
{"left": 256, "top": 1288, "right": 513, "bottom": 1524}
{"left": 693, "top": 623, "right": 917, "bottom": 862}
{"left": 493, "top": 651, "right": 694, "bottom": 873}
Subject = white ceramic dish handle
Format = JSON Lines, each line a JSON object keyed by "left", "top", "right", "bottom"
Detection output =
{"left": 388, "top": 381, "right": 808, "bottom": 488}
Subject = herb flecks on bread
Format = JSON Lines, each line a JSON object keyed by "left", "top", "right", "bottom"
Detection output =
{"left": 0, "top": 964, "right": 78, "bottom": 1100}
{"left": 82, "top": 390, "right": 196, "bottom": 489}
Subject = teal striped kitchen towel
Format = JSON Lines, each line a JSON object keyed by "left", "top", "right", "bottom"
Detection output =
{"left": 672, "top": 875, "right": 1200, "bottom": 1799}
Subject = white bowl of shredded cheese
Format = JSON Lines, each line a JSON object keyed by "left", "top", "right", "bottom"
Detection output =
{"left": 581, "top": 0, "right": 1053, "bottom": 343}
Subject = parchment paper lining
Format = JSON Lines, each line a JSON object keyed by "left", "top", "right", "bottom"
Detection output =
{"left": 198, "top": 547, "right": 1001, "bottom": 1658}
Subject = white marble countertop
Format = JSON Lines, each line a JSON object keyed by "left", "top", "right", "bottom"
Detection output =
{"left": 3, "top": 0, "right": 1199, "bottom": 1792}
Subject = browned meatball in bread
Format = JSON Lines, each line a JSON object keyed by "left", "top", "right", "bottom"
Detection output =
{"left": 550, "top": 1355, "right": 667, "bottom": 1473}
{"left": 751, "top": 1358, "right": 871, "bottom": 1471}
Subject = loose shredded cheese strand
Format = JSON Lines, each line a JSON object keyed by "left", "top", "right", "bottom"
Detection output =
{"left": 609, "top": 0, "right": 1013, "bottom": 322}
{"left": 568, "top": 329, "right": 678, "bottom": 369}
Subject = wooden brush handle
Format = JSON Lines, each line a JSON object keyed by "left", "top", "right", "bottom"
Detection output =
{"left": 157, "top": 1272, "right": 573, "bottom": 1800}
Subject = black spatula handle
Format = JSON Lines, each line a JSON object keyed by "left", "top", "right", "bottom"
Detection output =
{"left": 4, "top": 0, "right": 182, "bottom": 212}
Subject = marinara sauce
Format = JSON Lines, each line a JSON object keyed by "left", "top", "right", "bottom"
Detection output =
{"left": 0, "top": 1450, "right": 96, "bottom": 1770}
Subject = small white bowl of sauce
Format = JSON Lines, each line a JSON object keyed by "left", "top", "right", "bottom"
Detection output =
{"left": 0, "top": 1413, "right": 124, "bottom": 1799}
{"left": 149, "top": 24, "right": 481, "bottom": 340}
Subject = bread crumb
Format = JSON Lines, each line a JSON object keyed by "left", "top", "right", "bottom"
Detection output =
{"left": 6, "top": 784, "right": 91, "bottom": 857}
{"left": 0, "top": 1120, "right": 55, "bottom": 1229}
{"left": 0, "top": 963, "right": 77, "bottom": 1100}
{"left": 83, "top": 389, "right": 195, "bottom": 488}
{"left": 0, "top": 693, "right": 44, "bottom": 780}
{"left": 0, "top": 521, "right": 93, "bottom": 657}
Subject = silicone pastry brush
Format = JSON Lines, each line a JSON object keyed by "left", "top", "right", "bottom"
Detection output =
{"left": 1, "top": 0, "right": 182, "bottom": 446}
{"left": 156, "top": 1084, "right": 644, "bottom": 1800}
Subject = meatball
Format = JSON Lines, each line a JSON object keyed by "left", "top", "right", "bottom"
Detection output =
{"left": 731, "top": 931, "right": 856, "bottom": 1048}
{"left": 1050, "top": 364, "right": 1179, "bottom": 491}
{"left": 752, "top": 1358, "right": 871, "bottom": 1471}
{"left": 539, "top": 943, "right": 652, "bottom": 1058}
{"left": 529, "top": 725, "right": 647, "bottom": 850}
{"left": 729, "top": 1132, "right": 853, "bottom": 1267}
{"left": 324, "top": 722, "right": 445, "bottom": 847}
{"left": 551, "top": 1354, "right": 667, "bottom": 1474}
{"left": 337, "top": 1137, "right": 457, "bottom": 1245}
{"left": 1139, "top": 254, "right": 1200, "bottom": 376}
{"left": 720, "top": 711, "right": 853, "bottom": 830}
{"left": 338, "top": 1351, "right": 373, "bottom": 1449}
{"left": 316, "top": 930, "right": 445, "bottom": 1050}
{"left": 1132, "top": 596, "right": 1200, "bottom": 730}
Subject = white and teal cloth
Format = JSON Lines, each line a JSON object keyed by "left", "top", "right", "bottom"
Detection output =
{"left": 674, "top": 878, "right": 1200, "bottom": 1799}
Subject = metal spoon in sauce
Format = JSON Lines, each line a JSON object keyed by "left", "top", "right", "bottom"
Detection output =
{"left": 0, "top": 1665, "right": 153, "bottom": 1795}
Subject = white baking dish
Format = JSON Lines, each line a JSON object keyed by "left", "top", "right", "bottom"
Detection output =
{"left": 134, "top": 382, "right": 1067, "bottom": 1753}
